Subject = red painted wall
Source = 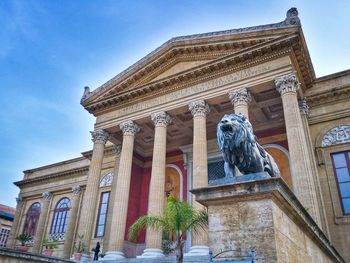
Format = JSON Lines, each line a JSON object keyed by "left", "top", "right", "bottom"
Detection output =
{"left": 124, "top": 152, "right": 187, "bottom": 243}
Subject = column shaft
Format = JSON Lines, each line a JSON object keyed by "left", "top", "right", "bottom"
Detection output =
{"left": 79, "top": 130, "right": 109, "bottom": 250}
{"left": 103, "top": 145, "right": 122, "bottom": 251}
{"left": 275, "top": 74, "right": 321, "bottom": 223}
{"left": 145, "top": 112, "right": 171, "bottom": 251}
{"left": 104, "top": 121, "right": 139, "bottom": 260}
{"left": 7, "top": 195, "right": 25, "bottom": 248}
{"left": 189, "top": 100, "right": 209, "bottom": 248}
{"left": 32, "top": 192, "right": 52, "bottom": 253}
{"left": 62, "top": 186, "right": 82, "bottom": 259}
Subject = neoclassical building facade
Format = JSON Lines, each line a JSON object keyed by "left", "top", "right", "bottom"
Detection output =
{"left": 7, "top": 8, "right": 350, "bottom": 262}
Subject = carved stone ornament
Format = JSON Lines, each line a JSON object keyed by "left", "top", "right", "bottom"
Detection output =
{"left": 274, "top": 73, "right": 299, "bottom": 95}
{"left": 285, "top": 7, "right": 300, "bottom": 26}
{"left": 321, "top": 125, "right": 350, "bottom": 147}
{"left": 114, "top": 144, "right": 122, "bottom": 157}
{"left": 228, "top": 87, "right": 252, "bottom": 106}
{"left": 188, "top": 100, "right": 210, "bottom": 117}
{"left": 16, "top": 194, "right": 23, "bottom": 205}
{"left": 81, "top": 86, "right": 91, "bottom": 102}
{"left": 72, "top": 185, "right": 81, "bottom": 196}
{"left": 151, "top": 111, "right": 172, "bottom": 127}
{"left": 299, "top": 97, "right": 310, "bottom": 115}
{"left": 120, "top": 120, "right": 140, "bottom": 136}
{"left": 42, "top": 191, "right": 52, "bottom": 201}
{"left": 100, "top": 172, "right": 113, "bottom": 187}
{"left": 91, "top": 129, "right": 109, "bottom": 144}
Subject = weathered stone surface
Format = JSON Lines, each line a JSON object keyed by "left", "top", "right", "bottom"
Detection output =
{"left": 0, "top": 248, "right": 73, "bottom": 263}
{"left": 191, "top": 178, "right": 345, "bottom": 263}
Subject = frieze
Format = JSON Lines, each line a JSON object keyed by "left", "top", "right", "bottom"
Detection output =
{"left": 151, "top": 111, "right": 172, "bottom": 127}
{"left": 321, "top": 125, "right": 350, "bottom": 147}
{"left": 113, "top": 60, "right": 275, "bottom": 118}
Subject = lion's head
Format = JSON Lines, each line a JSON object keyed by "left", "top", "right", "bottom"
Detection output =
{"left": 217, "top": 113, "right": 255, "bottom": 153}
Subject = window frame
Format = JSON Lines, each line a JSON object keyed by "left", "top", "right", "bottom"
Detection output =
{"left": 23, "top": 202, "right": 41, "bottom": 236}
{"left": 94, "top": 191, "right": 110, "bottom": 238}
{"left": 50, "top": 197, "right": 71, "bottom": 234}
{"left": 331, "top": 150, "right": 350, "bottom": 215}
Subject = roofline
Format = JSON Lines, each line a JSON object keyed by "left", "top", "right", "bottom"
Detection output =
{"left": 23, "top": 156, "right": 88, "bottom": 174}
{"left": 315, "top": 69, "right": 350, "bottom": 82}
{"left": 81, "top": 7, "right": 301, "bottom": 103}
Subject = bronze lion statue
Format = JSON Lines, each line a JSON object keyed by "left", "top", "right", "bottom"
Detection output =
{"left": 217, "top": 113, "right": 280, "bottom": 178}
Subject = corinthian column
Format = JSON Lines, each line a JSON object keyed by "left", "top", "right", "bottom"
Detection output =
{"left": 140, "top": 112, "right": 172, "bottom": 258}
{"left": 275, "top": 74, "right": 321, "bottom": 224}
{"left": 7, "top": 195, "right": 25, "bottom": 248}
{"left": 103, "top": 144, "right": 122, "bottom": 251}
{"left": 185, "top": 100, "right": 210, "bottom": 259}
{"left": 228, "top": 87, "right": 251, "bottom": 120}
{"left": 79, "top": 129, "right": 109, "bottom": 256}
{"left": 32, "top": 192, "right": 52, "bottom": 253}
{"left": 102, "top": 121, "right": 139, "bottom": 260}
{"left": 62, "top": 186, "right": 82, "bottom": 259}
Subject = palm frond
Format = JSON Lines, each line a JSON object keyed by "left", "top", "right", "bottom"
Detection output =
{"left": 128, "top": 215, "right": 166, "bottom": 242}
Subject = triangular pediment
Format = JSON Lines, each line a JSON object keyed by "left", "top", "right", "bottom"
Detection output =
{"left": 82, "top": 8, "right": 315, "bottom": 115}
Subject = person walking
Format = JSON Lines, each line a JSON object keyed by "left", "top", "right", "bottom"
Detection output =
{"left": 93, "top": 242, "right": 100, "bottom": 261}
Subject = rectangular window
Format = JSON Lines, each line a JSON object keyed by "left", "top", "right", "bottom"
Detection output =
{"left": 95, "top": 191, "right": 110, "bottom": 237}
{"left": 0, "top": 228, "right": 10, "bottom": 247}
{"left": 331, "top": 151, "right": 350, "bottom": 215}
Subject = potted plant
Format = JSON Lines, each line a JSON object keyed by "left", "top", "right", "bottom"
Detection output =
{"left": 15, "top": 234, "right": 33, "bottom": 252}
{"left": 42, "top": 238, "right": 58, "bottom": 256}
{"left": 73, "top": 234, "right": 85, "bottom": 260}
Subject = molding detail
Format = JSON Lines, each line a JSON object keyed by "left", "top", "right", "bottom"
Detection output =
{"left": 91, "top": 129, "right": 109, "bottom": 144}
{"left": 100, "top": 172, "right": 113, "bottom": 187}
{"left": 42, "top": 191, "right": 52, "bottom": 201}
{"left": 188, "top": 100, "right": 210, "bottom": 117}
{"left": 151, "top": 111, "right": 172, "bottom": 127}
{"left": 16, "top": 194, "right": 23, "bottom": 205}
{"left": 120, "top": 120, "right": 140, "bottom": 136}
{"left": 72, "top": 185, "right": 81, "bottom": 196}
{"left": 299, "top": 97, "right": 310, "bottom": 115}
{"left": 321, "top": 125, "right": 350, "bottom": 147}
{"left": 228, "top": 87, "right": 252, "bottom": 106}
{"left": 274, "top": 73, "right": 299, "bottom": 95}
{"left": 114, "top": 144, "right": 122, "bottom": 157}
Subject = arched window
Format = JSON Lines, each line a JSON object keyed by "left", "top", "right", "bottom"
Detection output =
{"left": 23, "top": 202, "right": 41, "bottom": 236}
{"left": 50, "top": 198, "right": 71, "bottom": 234}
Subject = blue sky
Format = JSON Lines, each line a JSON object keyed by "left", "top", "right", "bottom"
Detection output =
{"left": 0, "top": 0, "right": 349, "bottom": 207}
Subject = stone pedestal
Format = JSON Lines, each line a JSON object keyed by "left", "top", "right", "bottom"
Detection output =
{"left": 191, "top": 177, "right": 345, "bottom": 263}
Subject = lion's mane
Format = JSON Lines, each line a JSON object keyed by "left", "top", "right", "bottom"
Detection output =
{"left": 217, "top": 113, "right": 279, "bottom": 177}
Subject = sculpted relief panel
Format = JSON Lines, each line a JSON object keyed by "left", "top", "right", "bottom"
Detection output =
{"left": 96, "top": 56, "right": 291, "bottom": 128}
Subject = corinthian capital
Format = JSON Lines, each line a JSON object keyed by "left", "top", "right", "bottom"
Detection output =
{"left": 91, "top": 129, "right": 109, "bottom": 144}
{"left": 42, "top": 191, "right": 52, "bottom": 201}
{"left": 228, "top": 87, "right": 252, "bottom": 106}
{"left": 151, "top": 111, "right": 172, "bottom": 127}
{"left": 274, "top": 73, "right": 299, "bottom": 95}
{"left": 188, "top": 100, "right": 210, "bottom": 117}
{"left": 16, "top": 194, "right": 23, "bottom": 205}
{"left": 71, "top": 185, "right": 81, "bottom": 196}
{"left": 120, "top": 120, "right": 140, "bottom": 136}
{"left": 114, "top": 144, "right": 122, "bottom": 157}
{"left": 299, "top": 97, "right": 310, "bottom": 115}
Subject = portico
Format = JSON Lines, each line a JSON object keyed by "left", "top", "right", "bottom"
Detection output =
{"left": 11, "top": 7, "right": 350, "bottom": 262}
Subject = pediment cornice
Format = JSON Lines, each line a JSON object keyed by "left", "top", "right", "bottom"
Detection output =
{"left": 81, "top": 8, "right": 315, "bottom": 115}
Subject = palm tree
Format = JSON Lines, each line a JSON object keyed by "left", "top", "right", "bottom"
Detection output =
{"left": 128, "top": 196, "right": 208, "bottom": 263}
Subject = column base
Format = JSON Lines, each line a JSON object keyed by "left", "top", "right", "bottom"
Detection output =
{"left": 184, "top": 245, "right": 210, "bottom": 261}
{"left": 137, "top": 248, "right": 164, "bottom": 258}
{"left": 99, "top": 251, "right": 125, "bottom": 261}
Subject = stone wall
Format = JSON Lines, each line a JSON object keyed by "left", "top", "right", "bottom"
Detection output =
{"left": 0, "top": 248, "right": 73, "bottom": 263}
